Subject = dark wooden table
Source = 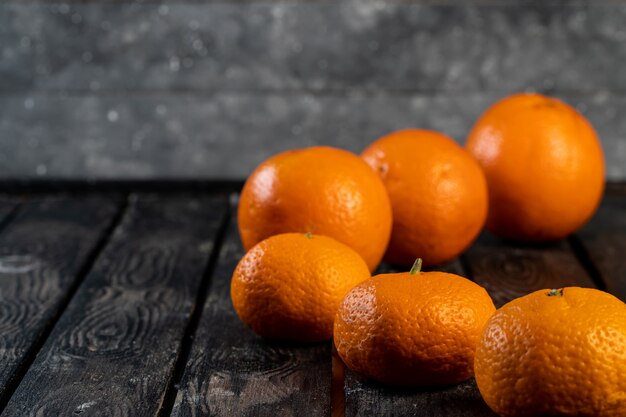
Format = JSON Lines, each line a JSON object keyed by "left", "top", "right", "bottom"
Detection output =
{"left": 0, "top": 181, "right": 623, "bottom": 417}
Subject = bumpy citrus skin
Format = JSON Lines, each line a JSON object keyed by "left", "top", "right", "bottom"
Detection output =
{"left": 475, "top": 287, "right": 626, "bottom": 417}
{"left": 231, "top": 233, "right": 371, "bottom": 342}
{"left": 334, "top": 271, "right": 495, "bottom": 386}
{"left": 238, "top": 146, "right": 393, "bottom": 272}
{"left": 466, "top": 93, "right": 605, "bottom": 241}
{"left": 361, "top": 129, "right": 488, "bottom": 267}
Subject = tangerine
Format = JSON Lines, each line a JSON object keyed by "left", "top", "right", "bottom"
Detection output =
{"left": 238, "top": 146, "right": 393, "bottom": 272}
{"left": 466, "top": 93, "right": 605, "bottom": 241}
{"left": 361, "top": 129, "right": 488, "bottom": 266}
{"left": 334, "top": 259, "right": 495, "bottom": 385}
{"left": 475, "top": 287, "right": 626, "bottom": 417}
{"left": 231, "top": 233, "right": 371, "bottom": 342}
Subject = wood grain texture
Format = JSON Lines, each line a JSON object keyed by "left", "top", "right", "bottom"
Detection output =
{"left": 0, "top": 195, "right": 120, "bottom": 402}
{"left": 345, "top": 372, "right": 496, "bottom": 417}
{"left": 464, "top": 233, "right": 596, "bottom": 307}
{"left": 171, "top": 213, "right": 332, "bottom": 417}
{"left": 575, "top": 191, "right": 626, "bottom": 300}
{"left": 1, "top": 194, "right": 228, "bottom": 417}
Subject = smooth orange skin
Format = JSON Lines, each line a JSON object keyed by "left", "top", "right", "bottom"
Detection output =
{"left": 475, "top": 287, "right": 626, "bottom": 417}
{"left": 466, "top": 93, "right": 605, "bottom": 241}
{"left": 334, "top": 270, "right": 496, "bottom": 386}
{"left": 231, "top": 233, "right": 371, "bottom": 342}
{"left": 361, "top": 129, "right": 488, "bottom": 267}
{"left": 238, "top": 146, "right": 393, "bottom": 272}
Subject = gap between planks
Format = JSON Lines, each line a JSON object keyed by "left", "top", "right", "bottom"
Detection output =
{"left": 157, "top": 195, "right": 233, "bottom": 417}
{"left": 1, "top": 193, "right": 231, "bottom": 415}
{"left": 567, "top": 235, "right": 607, "bottom": 291}
{"left": 331, "top": 346, "right": 346, "bottom": 417}
{"left": 0, "top": 189, "right": 613, "bottom": 416}
{"left": 0, "top": 194, "right": 129, "bottom": 415}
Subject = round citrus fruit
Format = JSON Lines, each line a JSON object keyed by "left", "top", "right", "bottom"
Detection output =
{"left": 231, "top": 232, "right": 371, "bottom": 342}
{"left": 238, "top": 146, "right": 392, "bottom": 272}
{"left": 361, "top": 129, "right": 488, "bottom": 267}
{"left": 334, "top": 259, "right": 496, "bottom": 385}
{"left": 466, "top": 93, "right": 605, "bottom": 241}
{"left": 475, "top": 287, "right": 626, "bottom": 417}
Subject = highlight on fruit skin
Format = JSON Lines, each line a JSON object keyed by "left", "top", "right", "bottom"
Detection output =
{"left": 230, "top": 232, "right": 371, "bottom": 342}
{"left": 465, "top": 93, "right": 605, "bottom": 242}
{"left": 238, "top": 146, "right": 393, "bottom": 272}
{"left": 474, "top": 287, "right": 626, "bottom": 417}
{"left": 361, "top": 128, "right": 488, "bottom": 267}
{"left": 333, "top": 259, "right": 495, "bottom": 386}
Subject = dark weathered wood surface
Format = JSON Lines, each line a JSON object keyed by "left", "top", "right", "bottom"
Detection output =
{"left": 576, "top": 192, "right": 626, "bottom": 300}
{"left": 464, "top": 234, "right": 596, "bottom": 307}
{"left": 0, "top": 185, "right": 622, "bottom": 417}
{"left": 345, "top": 372, "right": 496, "bottom": 417}
{"left": 172, "top": 213, "right": 332, "bottom": 417}
{"left": 1, "top": 194, "right": 228, "bottom": 417}
{"left": 0, "top": 196, "right": 121, "bottom": 406}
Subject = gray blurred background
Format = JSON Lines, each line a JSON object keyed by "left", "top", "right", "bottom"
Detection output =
{"left": 1, "top": 1, "right": 625, "bottom": 180}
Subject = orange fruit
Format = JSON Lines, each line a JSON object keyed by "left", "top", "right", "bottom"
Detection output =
{"left": 361, "top": 129, "right": 488, "bottom": 267}
{"left": 466, "top": 93, "right": 605, "bottom": 241}
{"left": 334, "top": 259, "right": 496, "bottom": 385}
{"left": 230, "top": 232, "right": 370, "bottom": 342}
{"left": 475, "top": 287, "right": 626, "bottom": 417}
{"left": 238, "top": 146, "right": 392, "bottom": 272}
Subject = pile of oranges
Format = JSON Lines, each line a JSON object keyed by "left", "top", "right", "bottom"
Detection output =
{"left": 229, "top": 93, "right": 626, "bottom": 416}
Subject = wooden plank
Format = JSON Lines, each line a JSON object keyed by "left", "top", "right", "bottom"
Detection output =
{"left": 345, "top": 371, "right": 496, "bottom": 417}
{"left": 0, "top": 195, "right": 120, "bottom": 404}
{"left": 3, "top": 93, "right": 626, "bottom": 181}
{"left": 575, "top": 192, "right": 626, "bottom": 300}
{"left": 1, "top": 194, "right": 228, "bottom": 416}
{"left": 464, "top": 233, "right": 596, "bottom": 308}
{"left": 343, "top": 259, "right": 494, "bottom": 417}
{"left": 171, "top": 213, "right": 332, "bottom": 417}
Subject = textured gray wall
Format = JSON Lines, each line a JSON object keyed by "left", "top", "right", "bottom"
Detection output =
{"left": 1, "top": 1, "right": 626, "bottom": 180}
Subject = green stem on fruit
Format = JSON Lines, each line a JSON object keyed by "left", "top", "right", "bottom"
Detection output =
{"left": 546, "top": 288, "right": 564, "bottom": 297}
{"left": 409, "top": 258, "right": 423, "bottom": 275}
{"left": 304, "top": 232, "right": 313, "bottom": 239}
